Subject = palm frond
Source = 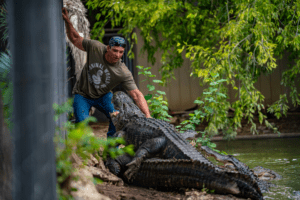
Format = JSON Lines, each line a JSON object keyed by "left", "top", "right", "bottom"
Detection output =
{"left": 0, "top": 50, "right": 11, "bottom": 80}
{"left": 0, "top": 4, "right": 8, "bottom": 44}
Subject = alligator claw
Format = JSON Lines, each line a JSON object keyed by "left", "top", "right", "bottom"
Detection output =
{"left": 124, "top": 158, "right": 142, "bottom": 181}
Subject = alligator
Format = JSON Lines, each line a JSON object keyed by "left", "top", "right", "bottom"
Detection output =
{"left": 106, "top": 154, "right": 264, "bottom": 200}
{"left": 108, "top": 91, "right": 264, "bottom": 200}
{"left": 252, "top": 166, "right": 282, "bottom": 181}
{"left": 199, "top": 145, "right": 281, "bottom": 193}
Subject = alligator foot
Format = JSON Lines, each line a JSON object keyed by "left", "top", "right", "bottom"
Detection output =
{"left": 124, "top": 157, "right": 143, "bottom": 181}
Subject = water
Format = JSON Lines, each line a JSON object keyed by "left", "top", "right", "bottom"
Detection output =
{"left": 214, "top": 137, "right": 300, "bottom": 200}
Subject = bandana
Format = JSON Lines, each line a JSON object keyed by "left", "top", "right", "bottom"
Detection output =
{"left": 109, "top": 36, "right": 126, "bottom": 48}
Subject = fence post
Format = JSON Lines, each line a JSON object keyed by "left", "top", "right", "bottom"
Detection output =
{"left": 8, "top": 0, "right": 66, "bottom": 199}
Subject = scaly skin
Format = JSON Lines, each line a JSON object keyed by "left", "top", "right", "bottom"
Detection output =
{"left": 109, "top": 91, "right": 263, "bottom": 199}
{"left": 106, "top": 155, "right": 263, "bottom": 200}
{"left": 200, "top": 145, "right": 279, "bottom": 193}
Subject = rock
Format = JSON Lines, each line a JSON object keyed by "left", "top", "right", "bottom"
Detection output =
{"left": 70, "top": 167, "right": 111, "bottom": 200}
{"left": 293, "top": 191, "right": 300, "bottom": 200}
{"left": 96, "top": 157, "right": 108, "bottom": 171}
{"left": 185, "top": 191, "right": 209, "bottom": 200}
{"left": 70, "top": 153, "right": 83, "bottom": 167}
{"left": 87, "top": 154, "right": 99, "bottom": 166}
{"left": 87, "top": 166, "right": 124, "bottom": 186}
{"left": 184, "top": 190, "right": 246, "bottom": 200}
{"left": 169, "top": 116, "right": 178, "bottom": 124}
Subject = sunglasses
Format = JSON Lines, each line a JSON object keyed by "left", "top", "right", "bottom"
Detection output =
{"left": 113, "top": 42, "right": 126, "bottom": 48}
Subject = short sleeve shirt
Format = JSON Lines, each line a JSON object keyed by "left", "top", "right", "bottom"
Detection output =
{"left": 72, "top": 39, "right": 137, "bottom": 99}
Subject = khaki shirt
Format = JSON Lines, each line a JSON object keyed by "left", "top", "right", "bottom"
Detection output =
{"left": 72, "top": 39, "right": 137, "bottom": 98}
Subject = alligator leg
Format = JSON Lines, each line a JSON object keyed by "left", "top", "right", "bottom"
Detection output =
{"left": 124, "top": 136, "right": 167, "bottom": 180}
{"left": 106, "top": 154, "right": 134, "bottom": 176}
{"left": 112, "top": 130, "right": 126, "bottom": 138}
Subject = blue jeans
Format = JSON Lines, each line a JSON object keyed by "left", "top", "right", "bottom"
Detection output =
{"left": 73, "top": 92, "right": 118, "bottom": 137}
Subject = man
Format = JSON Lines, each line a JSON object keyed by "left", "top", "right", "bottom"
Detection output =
{"left": 62, "top": 8, "right": 151, "bottom": 137}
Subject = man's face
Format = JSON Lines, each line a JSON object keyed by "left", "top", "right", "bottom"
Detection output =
{"left": 106, "top": 45, "right": 125, "bottom": 63}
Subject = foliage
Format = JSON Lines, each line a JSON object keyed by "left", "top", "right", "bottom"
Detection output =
{"left": 0, "top": 50, "right": 13, "bottom": 130}
{"left": 193, "top": 132, "right": 227, "bottom": 155}
{"left": 0, "top": 3, "right": 8, "bottom": 44}
{"left": 267, "top": 94, "right": 289, "bottom": 119}
{"left": 176, "top": 73, "right": 227, "bottom": 154}
{"left": 0, "top": 3, "right": 12, "bottom": 130}
{"left": 201, "top": 184, "right": 215, "bottom": 194}
{"left": 85, "top": 0, "right": 300, "bottom": 138}
{"left": 136, "top": 65, "right": 172, "bottom": 121}
{"left": 54, "top": 99, "right": 135, "bottom": 200}
{"left": 176, "top": 73, "right": 230, "bottom": 136}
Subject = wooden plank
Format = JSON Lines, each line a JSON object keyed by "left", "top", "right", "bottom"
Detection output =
{"left": 188, "top": 60, "right": 203, "bottom": 105}
{"left": 260, "top": 73, "right": 272, "bottom": 106}
{"left": 178, "top": 54, "right": 192, "bottom": 110}
{"left": 270, "top": 61, "right": 283, "bottom": 103}
{"left": 168, "top": 67, "right": 181, "bottom": 111}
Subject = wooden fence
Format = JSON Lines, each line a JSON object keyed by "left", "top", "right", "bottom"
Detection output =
{"left": 134, "top": 29, "right": 300, "bottom": 111}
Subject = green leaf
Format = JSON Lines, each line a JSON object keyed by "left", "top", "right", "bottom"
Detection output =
{"left": 144, "top": 94, "right": 153, "bottom": 100}
{"left": 216, "top": 79, "right": 227, "bottom": 83}
{"left": 210, "top": 73, "right": 219, "bottom": 78}
{"left": 203, "top": 92, "right": 212, "bottom": 95}
{"left": 216, "top": 92, "right": 226, "bottom": 98}
{"left": 147, "top": 84, "right": 155, "bottom": 91}
{"left": 194, "top": 100, "right": 204, "bottom": 104}
{"left": 153, "top": 79, "right": 163, "bottom": 83}
{"left": 156, "top": 90, "right": 166, "bottom": 95}
{"left": 209, "top": 143, "right": 216, "bottom": 148}
{"left": 209, "top": 82, "right": 218, "bottom": 86}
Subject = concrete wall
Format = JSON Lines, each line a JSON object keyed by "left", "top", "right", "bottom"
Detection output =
{"left": 134, "top": 29, "right": 300, "bottom": 111}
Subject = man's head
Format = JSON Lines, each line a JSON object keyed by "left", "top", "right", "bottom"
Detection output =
{"left": 105, "top": 36, "right": 126, "bottom": 64}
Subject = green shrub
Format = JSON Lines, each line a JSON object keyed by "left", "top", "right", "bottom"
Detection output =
{"left": 136, "top": 65, "right": 172, "bottom": 121}
{"left": 53, "top": 99, "right": 135, "bottom": 200}
{"left": 0, "top": 50, "right": 13, "bottom": 130}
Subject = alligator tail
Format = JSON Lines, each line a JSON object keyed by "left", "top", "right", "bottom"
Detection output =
{"left": 131, "top": 159, "right": 263, "bottom": 200}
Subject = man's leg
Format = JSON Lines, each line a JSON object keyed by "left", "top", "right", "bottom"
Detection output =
{"left": 73, "top": 94, "right": 93, "bottom": 123}
{"left": 93, "top": 92, "right": 118, "bottom": 137}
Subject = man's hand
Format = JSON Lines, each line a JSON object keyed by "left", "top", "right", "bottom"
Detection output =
{"left": 62, "top": 7, "right": 85, "bottom": 51}
{"left": 110, "top": 111, "right": 119, "bottom": 117}
{"left": 128, "top": 89, "right": 152, "bottom": 118}
{"left": 62, "top": 8, "right": 69, "bottom": 21}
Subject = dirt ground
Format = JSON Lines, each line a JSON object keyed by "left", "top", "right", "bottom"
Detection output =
{"left": 89, "top": 122, "right": 249, "bottom": 200}
{"left": 96, "top": 183, "right": 247, "bottom": 200}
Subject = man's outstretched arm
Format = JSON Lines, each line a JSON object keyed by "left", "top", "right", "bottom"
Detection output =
{"left": 128, "top": 89, "right": 152, "bottom": 118}
{"left": 62, "top": 8, "right": 85, "bottom": 51}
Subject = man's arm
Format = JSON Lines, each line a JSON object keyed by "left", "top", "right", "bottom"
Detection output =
{"left": 128, "top": 89, "right": 152, "bottom": 118}
{"left": 62, "top": 8, "right": 85, "bottom": 51}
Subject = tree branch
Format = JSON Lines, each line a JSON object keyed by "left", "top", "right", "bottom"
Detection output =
{"left": 0, "top": 5, "right": 7, "bottom": 13}
{"left": 296, "top": 16, "right": 300, "bottom": 36}
{"left": 231, "top": 34, "right": 252, "bottom": 54}
{"left": 291, "top": 5, "right": 297, "bottom": 22}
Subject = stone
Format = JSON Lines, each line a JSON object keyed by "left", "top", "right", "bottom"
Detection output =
{"left": 70, "top": 167, "right": 111, "bottom": 200}
{"left": 87, "top": 154, "right": 99, "bottom": 166}
{"left": 169, "top": 116, "right": 178, "bottom": 124}
{"left": 71, "top": 153, "right": 83, "bottom": 167}
{"left": 96, "top": 157, "right": 108, "bottom": 171}
{"left": 87, "top": 166, "right": 124, "bottom": 186}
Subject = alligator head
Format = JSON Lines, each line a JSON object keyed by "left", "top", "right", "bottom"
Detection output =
{"left": 110, "top": 91, "right": 145, "bottom": 131}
